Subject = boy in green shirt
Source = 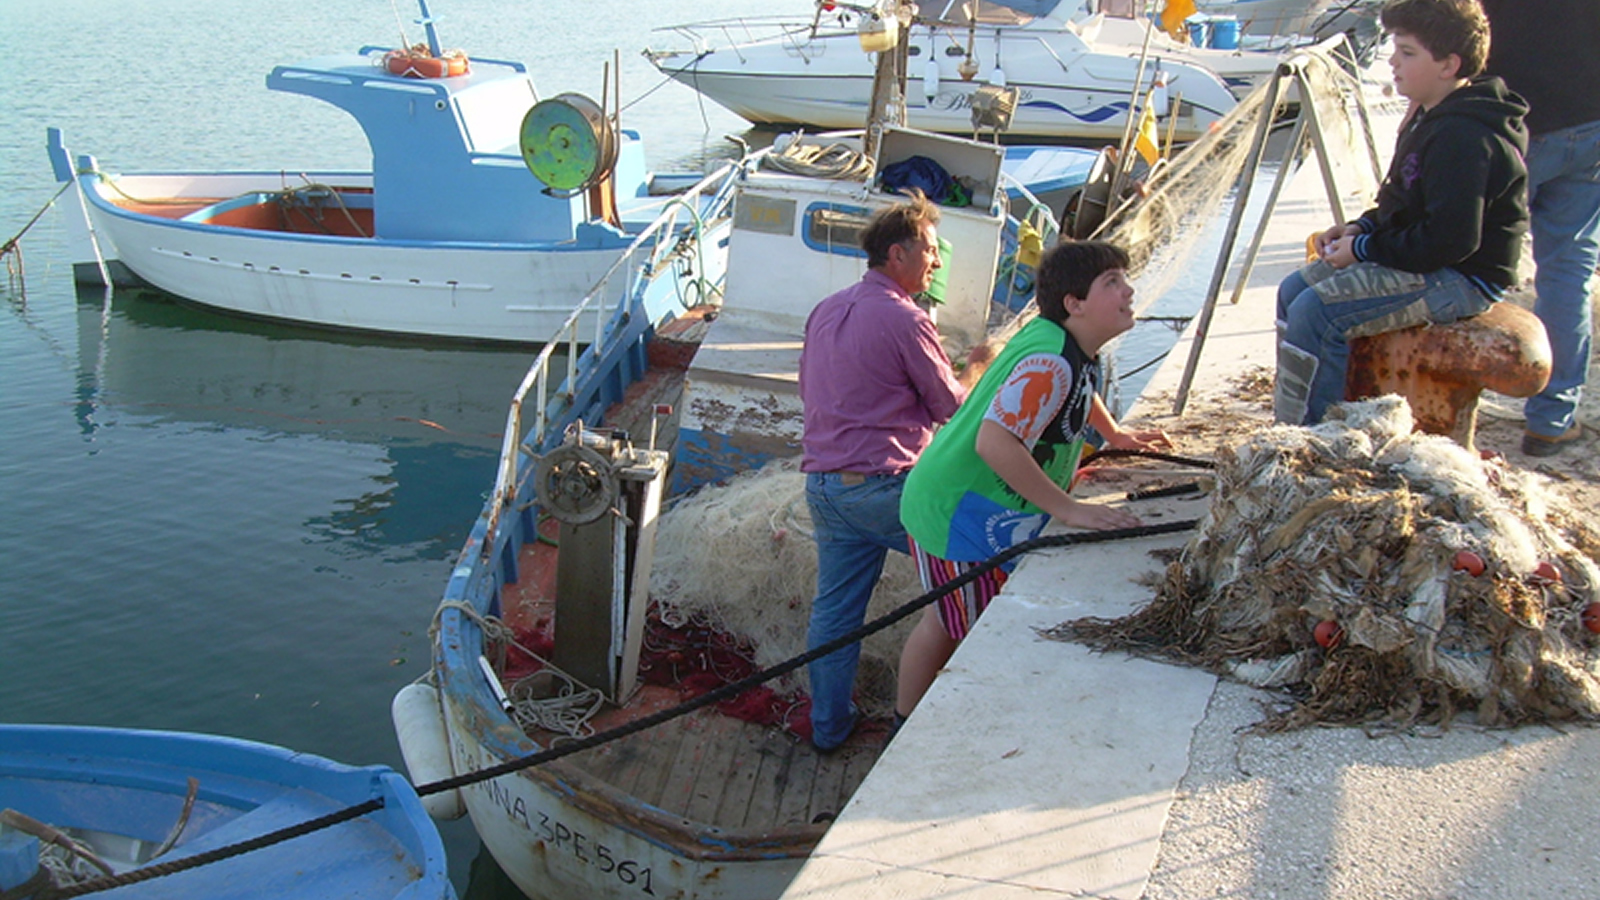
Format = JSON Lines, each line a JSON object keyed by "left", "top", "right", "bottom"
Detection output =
{"left": 895, "top": 240, "right": 1166, "bottom": 723}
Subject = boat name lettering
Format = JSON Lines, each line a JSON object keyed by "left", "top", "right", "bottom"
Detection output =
{"left": 485, "top": 776, "right": 533, "bottom": 830}
{"left": 931, "top": 87, "right": 1034, "bottom": 112}
{"left": 533, "top": 810, "right": 656, "bottom": 894}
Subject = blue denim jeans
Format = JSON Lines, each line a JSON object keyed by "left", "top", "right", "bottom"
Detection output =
{"left": 1522, "top": 119, "right": 1600, "bottom": 438}
{"left": 804, "top": 471, "right": 910, "bottom": 749}
{"left": 1275, "top": 259, "right": 1494, "bottom": 425}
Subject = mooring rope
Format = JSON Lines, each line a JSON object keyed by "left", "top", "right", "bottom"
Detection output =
{"left": 37, "top": 518, "right": 1199, "bottom": 898}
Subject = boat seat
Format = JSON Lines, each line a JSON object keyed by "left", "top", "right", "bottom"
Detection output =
{"left": 1344, "top": 301, "right": 1551, "bottom": 449}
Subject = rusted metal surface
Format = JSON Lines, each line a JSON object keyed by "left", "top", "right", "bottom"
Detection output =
{"left": 1347, "top": 302, "right": 1552, "bottom": 448}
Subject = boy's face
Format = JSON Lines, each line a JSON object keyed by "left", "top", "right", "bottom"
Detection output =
{"left": 1066, "top": 267, "right": 1136, "bottom": 341}
{"left": 1389, "top": 31, "right": 1463, "bottom": 107}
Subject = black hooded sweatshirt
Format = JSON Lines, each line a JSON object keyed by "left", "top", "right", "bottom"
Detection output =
{"left": 1352, "top": 75, "right": 1529, "bottom": 291}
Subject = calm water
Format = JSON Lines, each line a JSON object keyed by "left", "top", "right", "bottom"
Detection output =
{"left": 0, "top": 0, "right": 766, "bottom": 895}
{"left": 0, "top": 1, "right": 1260, "bottom": 895}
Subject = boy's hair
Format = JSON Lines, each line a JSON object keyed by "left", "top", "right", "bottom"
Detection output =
{"left": 861, "top": 189, "right": 940, "bottom": 269}
{"left": 1381, "top": 0, "right": 1491, "bottom": 78}
{"left": 1034, "top": 240, "right": 1131, "bottom": 323}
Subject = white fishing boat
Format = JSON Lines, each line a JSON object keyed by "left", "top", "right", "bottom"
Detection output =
{"left": 46, "top": 1, "right": 701, "bottom": 345}
{"left": 644, "top": 0, "right": 1350, "bottom": 142}
{"left": 392, "top": 21, "right": 1083, "bottom": 890}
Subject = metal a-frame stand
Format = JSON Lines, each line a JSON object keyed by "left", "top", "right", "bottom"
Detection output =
{"left": 1171, "top": 41, "right": 1386, "bottom": 415}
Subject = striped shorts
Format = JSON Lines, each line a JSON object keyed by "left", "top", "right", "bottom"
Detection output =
{"left": 909, "top": 537, "right": 1010, "bottom": 641}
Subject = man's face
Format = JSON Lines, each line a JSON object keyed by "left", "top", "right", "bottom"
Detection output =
{"left": 885, "top": 223, "right": 942, "bottom": 296}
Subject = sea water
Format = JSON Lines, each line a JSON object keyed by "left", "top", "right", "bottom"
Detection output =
{"left": 0, "top": 1, "right": 1273, "bottom": 895}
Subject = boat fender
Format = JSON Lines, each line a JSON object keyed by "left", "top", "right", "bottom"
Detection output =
{"left": 391, "top": 682, "right": 466, "bottom": 820}
{"left": 924, "top": 56, "right": 940, "bottom": 104}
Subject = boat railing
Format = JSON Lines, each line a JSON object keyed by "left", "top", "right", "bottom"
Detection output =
{"left": 480, "top": 157, "right": 748, "bottom": 549}
{"left": 648, "top": 11, "right": 846, "bottom": 58}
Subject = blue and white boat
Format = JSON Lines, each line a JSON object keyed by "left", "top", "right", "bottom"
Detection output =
{"left": 395, "top": 110, "right": 1073, "bottom": 896}
{"left": 46, "top": 1, "right": 689, "bottom": 345}
{"left": 0, "top": 724, "right": 453, "bottom": 899}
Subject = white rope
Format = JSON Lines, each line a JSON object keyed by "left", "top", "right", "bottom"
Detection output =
{"left": 762, "top": 136, "right": 876, "bottom": 180}
{"left": 433, "top": 601, "right": 605, "bottom": 740}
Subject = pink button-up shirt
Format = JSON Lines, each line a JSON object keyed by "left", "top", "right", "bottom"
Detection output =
{"left": 798, "top": 269, "right": 966, "bottom": 475}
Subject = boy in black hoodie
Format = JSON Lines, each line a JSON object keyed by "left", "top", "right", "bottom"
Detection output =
{"left": 1274, "top": 0, "right": 1528, "bottom": 426}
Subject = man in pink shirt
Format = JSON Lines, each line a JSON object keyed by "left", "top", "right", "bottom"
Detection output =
{"left": 797, "top": 192, "right": 969, "bottom": 751}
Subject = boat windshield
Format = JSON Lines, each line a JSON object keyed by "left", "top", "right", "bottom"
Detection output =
{"left": 920, "top": 1, "right": 1066, "bottom": 27}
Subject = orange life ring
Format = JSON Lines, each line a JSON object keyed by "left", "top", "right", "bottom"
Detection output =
{"left": 384, "top": 49, "right": 469, "bottom": 79}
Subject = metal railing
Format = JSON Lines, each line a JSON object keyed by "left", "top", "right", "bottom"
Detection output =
{"left": 480, "top": 157, "right": 749, "bottom": 549}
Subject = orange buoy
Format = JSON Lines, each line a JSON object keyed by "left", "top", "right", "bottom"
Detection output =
{"left": 384, "top": 47, "right": 469, "bottom": 79}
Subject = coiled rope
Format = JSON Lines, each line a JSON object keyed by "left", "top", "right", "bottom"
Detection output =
{"left": 37, "top": 517, "right": 1199, "bottom": 898}
{"left": 762, "top": 137, "right": 876, "bottom": 180}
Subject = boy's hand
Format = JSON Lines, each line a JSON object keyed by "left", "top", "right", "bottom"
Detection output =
{"left": 1104, "top": 427, "right": 1171, "bottom": 452}
{"left": 1321, "top": 234, "right": 1359, "bottom": 269}
{"left": 1314, "top": 223, "right": 1362, "bottom": 259}
{"left": 1053, "top": 498, "right": 1142, "bottom": 531}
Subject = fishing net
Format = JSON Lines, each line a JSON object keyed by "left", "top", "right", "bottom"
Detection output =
{"left": 1045, "top": 396, "right": 1600, "bottom": 731}
{"left": 649, "top": 458, "right": 920, "bottom": 719}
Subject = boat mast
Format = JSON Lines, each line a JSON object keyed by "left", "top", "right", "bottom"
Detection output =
{"left": 414, "top": 0, "right": 444, "bottom": 56}
{"left": 863, "top": 1, "right": 915, "bottom": 160}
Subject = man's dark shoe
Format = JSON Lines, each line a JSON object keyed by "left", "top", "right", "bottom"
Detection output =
{"left": 1521, "top": 424, "right": 1585, "bottom": 458}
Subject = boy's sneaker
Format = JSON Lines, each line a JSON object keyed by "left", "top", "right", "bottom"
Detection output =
{"left": 1521, "top": 424, "right": 1585, "bottom": 458}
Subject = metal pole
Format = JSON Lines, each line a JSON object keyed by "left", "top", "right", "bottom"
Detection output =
{"left": 1227, "top": 107, "right": 1309, "bottom": 305}
{"left": 1107, "top": 3, "right": 1160, "bottom": 207}
{"left": 1171, "top": 67, "right": 1285, "bottom": 416}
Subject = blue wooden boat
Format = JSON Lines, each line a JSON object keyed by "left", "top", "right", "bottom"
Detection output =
{"left": 395, "top": 120, "right": 1071, "bottom": 899}
{"left": 0, "top": 724, "right": 453, "bottom": 899}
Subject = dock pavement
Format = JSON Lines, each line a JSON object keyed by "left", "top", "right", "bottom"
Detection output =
{"left": 779, "top": 90, "right": 1600, "bottom": 899}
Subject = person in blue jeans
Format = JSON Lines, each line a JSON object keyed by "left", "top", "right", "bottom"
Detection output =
{"left": 796, "top": 192, "right": 983, "bottom": 752}
{"left": 1482, "top": 0, "right": 1600, "bottom": 457}
{"left": 1275, "top": 0, "right": 1528, "bottom": 426}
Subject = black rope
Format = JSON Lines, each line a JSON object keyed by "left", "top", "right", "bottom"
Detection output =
{"left": 414, "top": 517, "right": 1199, "bottom": 797}
{"left": 40, "top": 518, "right": 1199, "bottom": 897}
{"left": 38, "top": 799, "right": 382, "bottom": 899}
{"left": 1081, "top": 446, "right": 1216, "bottom": 470}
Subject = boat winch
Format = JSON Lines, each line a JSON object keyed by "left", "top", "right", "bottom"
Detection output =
{"left": 535, "top": 425, "right": 669, "bottom": 703}
{"left": 519, "top": 92, "right": 621, "bottom": 225}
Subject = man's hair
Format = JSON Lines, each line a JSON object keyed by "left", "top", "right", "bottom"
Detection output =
{"left": 1034, "top": 240, "right": 1131, "bottom": 323}
{"left": 861, "top": 190, "right": 941, "bottom": 269}
{"left": 1381, "top": 0, "right": 1491, "bottom": 78}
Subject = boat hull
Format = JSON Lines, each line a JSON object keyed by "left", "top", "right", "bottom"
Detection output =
{"left": 75, "top": 172, "right": 640, "bottom": 345}
{"left": 0, "top": 724, "right": 453, "bottom": 899}
{"left": 647, "top": 16, "right": 1250, "bottom": 142}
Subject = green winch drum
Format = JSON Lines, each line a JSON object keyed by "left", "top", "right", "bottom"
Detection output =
{"left": 519, "top": 92, "right": 617, "bottom": 195}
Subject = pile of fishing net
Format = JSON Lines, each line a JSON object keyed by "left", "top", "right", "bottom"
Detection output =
{"left": 1051, "top": 397, "right": 1600, "bottom": 731}
{"left": 649, "top": 458, "right": 919, "bottom": 723}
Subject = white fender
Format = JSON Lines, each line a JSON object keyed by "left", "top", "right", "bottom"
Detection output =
{"left": 923, "top": 56, "right": 940, "bottom": 103}
{"left": 391, "top": 682, "right": 466, "bottom": 820}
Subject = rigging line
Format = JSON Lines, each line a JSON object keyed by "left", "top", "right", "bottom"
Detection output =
{"left": 47, "top": 518, "right": 1200, "bottom": 897}
{"left": 1, "top": 181, "right": 73, "bottom": 258}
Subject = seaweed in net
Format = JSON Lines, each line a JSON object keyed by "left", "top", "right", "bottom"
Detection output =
{"left": 1044, "top": 397, "right": 1600, "bottom": 732}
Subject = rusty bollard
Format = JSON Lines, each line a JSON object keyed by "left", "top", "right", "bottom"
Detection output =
{"left": 1346, "top": 303, "right": 1552, "bottom": 449}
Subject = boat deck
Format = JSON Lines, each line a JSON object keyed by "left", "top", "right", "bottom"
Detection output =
{"left": 541, "top": 705, "right": 880, "bottom": 832}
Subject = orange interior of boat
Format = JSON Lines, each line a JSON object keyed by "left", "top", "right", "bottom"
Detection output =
{"left": 206, "top": 198, "right": 375, "bottom": 237}
{"left": 112, "top": 189, "right": 376, "bottom": 237}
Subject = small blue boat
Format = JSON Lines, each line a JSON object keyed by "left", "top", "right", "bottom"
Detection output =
{"left": 0, "top": 724, "right": 454, "bottom": 899}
